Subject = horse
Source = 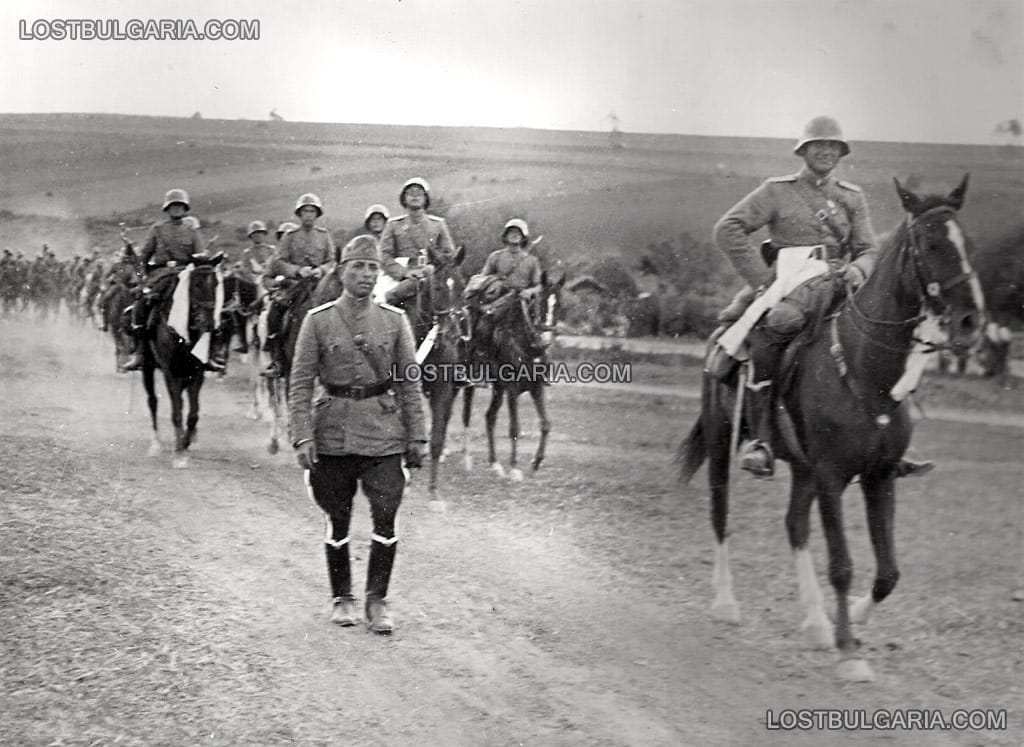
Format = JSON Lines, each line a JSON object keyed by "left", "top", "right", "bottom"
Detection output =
{"left": 135, "top": 254, "right": 227, "bottom": 468}
{"left": 219, "top": 271, "right": 272, "bottom": 416}
{"left": 466, "top": 269, "right": 565, "bottom": 481}
{"left": 676, "top": 176, "right": 984, "bottom": 681}
{"left": 104, "top": 282, "right": 136, "bottom": 372}
{"left": 403, "top": 248, "right": 476, "bottom": 494}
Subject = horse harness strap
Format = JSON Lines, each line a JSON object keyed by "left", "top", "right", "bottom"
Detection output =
{"left": 324, "top": 379, "right": 393, "bottom": 400}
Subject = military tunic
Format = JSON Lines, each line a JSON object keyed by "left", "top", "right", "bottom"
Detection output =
{"left": 481, "top": 247, "right": 542, "bottom": 291}
{"left": 238, "top": 242, "right": 275, "bottom": 284}
{"left": 268, "top": 226, "right": 335, "bottom": 279}
{"left": 379, "top": 213, "right": 456, "bottom": 281}
{"left": 140, "top": 219, "right": 204, "bottom": 283}
{"left": 713, "top": 167, "right": 878, "bottom": 289}
{"left": 289, "top": 292, "right": 426, "bottom": 457}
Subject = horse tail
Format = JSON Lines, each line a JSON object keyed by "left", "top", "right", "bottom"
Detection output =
{"left": 676, "top": 416, "right": 706, "bottom": 485}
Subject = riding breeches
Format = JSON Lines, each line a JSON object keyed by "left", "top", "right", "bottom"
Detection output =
{"left": 306, "top": 454, "right": 405, "bottom": 543}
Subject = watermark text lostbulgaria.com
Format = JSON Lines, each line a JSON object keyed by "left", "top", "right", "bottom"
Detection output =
{"left": 391, "top": 361, "right": 632, "bottom": 386}
{"left": 19, "top": 19, "right": 259, "bottom": 41}
{"left": 765, "top": 708, "right": 1007, "bottom": 732}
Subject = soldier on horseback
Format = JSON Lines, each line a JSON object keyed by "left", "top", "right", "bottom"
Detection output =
{"left": 261, "top": 194, "right": 336, "bottom": 378}
{"left": 378, "top": 178, "right": 456, "bottom": 309}
{"left": 98, "top": 234, "right": 143, "bottom": 332}
{"left": 122, "top": 189, "right": 226, "bottom": 372}
{"left": 712, "top": 116, "right": 934, "bottom": 479}
{"left": 472, "top": 218, "right": 546, "bottom": 358}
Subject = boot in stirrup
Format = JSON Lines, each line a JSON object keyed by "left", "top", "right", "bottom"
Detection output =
{"left": 739, "top": 381, "right": 775, "bottom": 478}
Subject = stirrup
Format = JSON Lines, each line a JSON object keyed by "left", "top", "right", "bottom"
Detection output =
{"left": 894, "top": 458, "right": 935, "bottom": 479}
{"left": 739, "top": 440, "right": 774, "bottom": 477}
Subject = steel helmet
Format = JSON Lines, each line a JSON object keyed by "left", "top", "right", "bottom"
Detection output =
{"left": 247, "top": 220, "right": 268, "bottom": 237}
{"left": 182, "top": 216, "right": 201, "bottom": 230}
{"left": 399, "top": 177, "right": 431, "bottom": 209}
{"left": 294, "top": 193, "right": 324, "bottom": 217}
{"left": 793, "top": 116, "right": 850, "bottom": 157}
{"left": 340, "top": 234, "right": 383, "bottom": 265}
{"left": 275, "top": 221, "right": 298, "bottom": 239}
{"left": 502, "top": 218, "right": 530, "bottom": 247}
{"left": 363, "top": 204, "right": 391, "bottom": 229}
{"left": 162, "top": 188, "right": 190, "bottom": 211}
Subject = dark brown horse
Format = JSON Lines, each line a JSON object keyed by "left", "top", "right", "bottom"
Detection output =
{"left": 137, "top": 255, "right": 227, "bottom": 468}
{"left": 466, "top": 269, "right": 565, "bottom": 481}
{"left": 677, "top": 177, "right": 983, "bottom": 681}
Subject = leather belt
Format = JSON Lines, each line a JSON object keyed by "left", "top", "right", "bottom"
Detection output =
{"left": 324, "top": 379, "right": 393, "bottom": 400}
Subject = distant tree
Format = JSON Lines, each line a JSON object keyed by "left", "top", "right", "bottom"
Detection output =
{"left": 973, "top": 224, "right": 1024, "bottom": 324}
{"left": 269, "top": 109, "right": 285, "bottom": 122}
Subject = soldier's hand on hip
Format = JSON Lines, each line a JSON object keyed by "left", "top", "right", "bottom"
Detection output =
{"left": 296, "top": 441, "right": 318, "bottom": 470}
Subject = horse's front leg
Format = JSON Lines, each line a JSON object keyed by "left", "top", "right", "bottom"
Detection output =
{"left": 459, "top": 385, "right": 475, "bottom": 471}
{"left": 183, "top": 376, "right": 202, "bottom": 450}
{"left": 143, "top": 361, "right": 162, "bottom": 457}
{"left": 429, "top": 385, "right": 455, "bottom": 494}
{"left": 506, "top": 388, "right": 522, "bottom": 482}
{"left": 787, "top": 464, "right": 834, "bottom": 651}
{"left": 528, "top": 384, "right": 550, "bottom": 471}
{"left": 850, "top": 472, "right": 900, "bottom": 626}
{"left": 485, "top": 385, "right": 503, "bottom": 477}
{"left": 166, "top": 377, "right": 188, "bottom": 468}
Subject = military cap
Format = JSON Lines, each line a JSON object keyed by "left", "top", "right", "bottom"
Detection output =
{"left": 340, "top": 234, "right": 383, "bottom": 264}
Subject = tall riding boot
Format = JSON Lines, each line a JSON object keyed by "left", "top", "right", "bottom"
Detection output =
{"left": 326, "top": 539, "right": 357, "bottom": 626}
{"left": 365, "top": 535, "right": 397, "bottom": 634}
{"left": 121, "top": 296, "right": 148, "bottom": 371}
{"left": 738, "top": 333, "right": 784, "bottom": 477}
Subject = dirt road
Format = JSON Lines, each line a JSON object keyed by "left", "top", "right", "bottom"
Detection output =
{"left": 2, "top": 314, "right": 1020, "bottom": 746}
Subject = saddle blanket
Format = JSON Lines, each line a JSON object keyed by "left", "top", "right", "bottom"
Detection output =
{"left": 167, "top": 263, "right": 224, "bottom": 363}
{"left": 717, "top": 247, "right": 829, "bottom": 357}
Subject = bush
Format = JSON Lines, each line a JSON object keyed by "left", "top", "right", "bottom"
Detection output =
{"left": 972, "top": 224, "right": 1023, "bottom": 325}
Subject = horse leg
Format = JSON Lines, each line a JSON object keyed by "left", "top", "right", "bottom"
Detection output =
{"left": 849, "top": 473, "right": 900, "bottom": 626}
{"left": 429, "top": 385, "right": 456, "bottom": 494}
{"left": 815, "top": 472, "right": 873, "bottom": 681}
{"left": 787, "top": 464, "right": 834, "bottom": 650}
{"left": 707, "top": 384, "right": 740, "bottom": 624}
{"left": 529, "top": 385, "right": 550, "bottom": 471}
{"left": 460, "top": 385, "right": 475, "bottom": 470}
{"left": 143, "top": 359, "right": 162, "bottom": 457}
{"left": 184, "top": 375, "right": 202, "bottom": 450}
{"left": 506, "top": 388, "right": 523, "bottom": 482}
{"left": 267, "top": 376, "right": 284, "bottom": 455}
{"left": 485, "top": 385, "right": 504, "bottom": 477}
{"left": 166, "top": 376, "right": 188, "bottom": 469}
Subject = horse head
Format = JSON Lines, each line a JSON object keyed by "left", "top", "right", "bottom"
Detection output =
{"left": 892, "top": 174, "right": 985, "bottom": 352}
{"left": 188, "top": 262, "right": 222, "bottom": 333}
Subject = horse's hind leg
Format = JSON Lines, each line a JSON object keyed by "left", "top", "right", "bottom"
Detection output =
{"left": 849, "top": 473, "right": 899, "bottom": 626}
{"left": 184, "top": 377, "right": 202, "bottom": 450}
{"left": 485, "top": 386, "right": 504, "bottom": 477}
{"left": 144, "top": 362, "right": 162, "bottom": 457}
{"left": 459, "top": 385, "right": 475, "bottom": 470}
{"left": 529, "top": 385, "right": 550, "bottom": 472}
{"left": 506, "top": 388, "right": 523, "bottom": 482}
{"left": 787, "top": 465, "right": 834, "bottom": 650}
{"left": 708, "top": 422, "right": 740, "bottom": 624}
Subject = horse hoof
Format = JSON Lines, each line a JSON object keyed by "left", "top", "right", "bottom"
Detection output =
{"left": 531, "top": 458, "right": 543, "bottom": 471}
{"left": 837, "top": 658, "right": 875, "bottom": 682}
{"left": 147, "top": 442, "right": 162, "bottom": 457}
{"left": 508, "top": 468, "right": 524, "bottom": 482}
{"left": 849, "top": 596, "right": 874, "bottom": 625}
{"left": 801, "top": 618, "right": 836, "bottom": 650}
{"left": 490, "top": 463, "right": 505, "bottom": 478}
{"left": 462, "top": 455, "right": 473, "bottom": 471}
{"left": 267, "top": 439, "right": 279, "bottom": 455}
{"left": 710, "top": 598, "right": 741, "bottom": 624}
{"left": 438, "top": 451, "right": 447, "bottom": 464}
{"left": 246, "top": 408, "right": 259, "bottom": 421}
{"left": 172, "top": 455, "right": 189, "bottom": 469}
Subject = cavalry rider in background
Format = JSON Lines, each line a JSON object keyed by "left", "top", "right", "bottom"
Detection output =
{"left": 712, "top": 115, "right": 934, "bottom": 479}
{"left": 312, "top": 204, "right": 391, "bottom": 307}
{"left": 230, "top": 220, "right": 275, "bottom": 353}
{"left": 378, "top": 178, "right": 456, "bottom": 309}
{"left": 475, "top": 218, "right": 546, "bottom": 357}
{"left": 122, "top": 189, "right": 225, "bottom": 373}
{"left": 262, "top": 193, "right": 336, "bottom": 378}
{"left": 288, "top": 234, "right": 427, "bottom": 634}
{"left": 99, "top": 230, "right": 143, "bottom": 331}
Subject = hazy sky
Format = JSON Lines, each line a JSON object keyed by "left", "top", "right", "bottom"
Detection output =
{"left": 2, "top": 0, "right": 1021, "bottom": 144}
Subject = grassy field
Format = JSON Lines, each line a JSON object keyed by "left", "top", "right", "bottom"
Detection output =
{"left": 1, "top": 113, "right": 1020, "bottom": 279}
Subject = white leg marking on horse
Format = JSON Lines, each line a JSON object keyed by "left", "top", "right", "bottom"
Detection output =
{"left": 172, "top": 454, "right": 188, "bottom": 469}
{"left": 461, "top": 428, "right": 473, "bottom": 470}
{"left": 946, "top": 220, "right": 986, "bottom": 312}
{"left": 490, "top": 462, "right": 505, "bottom": 478}
{"left": 710, "top": 539, "right": 741, "bottom": 623}
{"left": 508, "top": 467, "right": 524, "bottom": 482}
{"left": 795, "top": 549, "right": 834, "bottom": 649}
{"left": 147, "top": 436, "right": 162, "bottom": 457}
{"left": 849, "top": 595, "right": 875, "bottom": 625}
{"left": 837, "top": 657, "right": 875, "bottom": 682}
